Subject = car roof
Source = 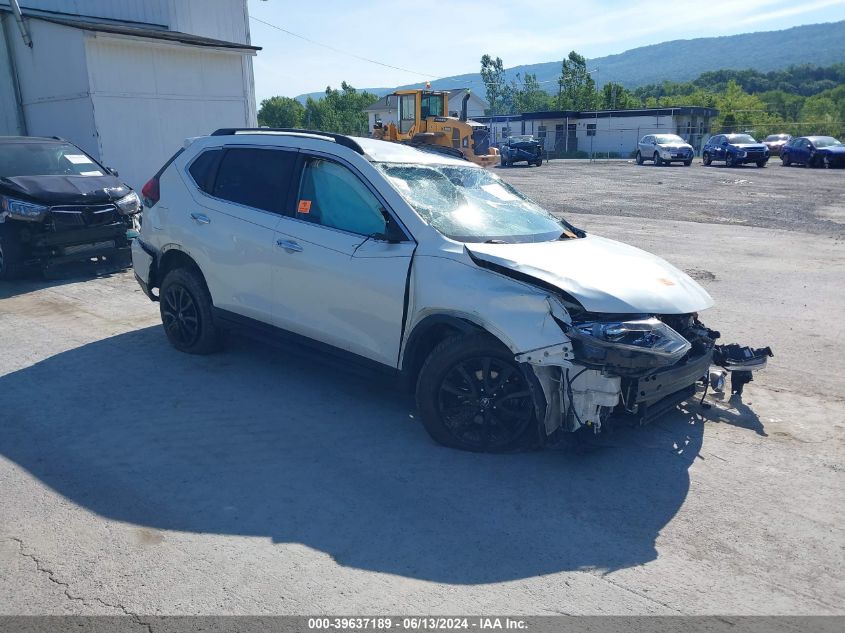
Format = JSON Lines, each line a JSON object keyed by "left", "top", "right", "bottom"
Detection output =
{"left": 804, "top": 136, "right": 838, "bottom": 141}
{"left": 193, "top": 131, "right": 474, "bottom": 168}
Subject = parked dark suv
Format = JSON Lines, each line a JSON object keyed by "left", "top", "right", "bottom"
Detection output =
{"left": 702, "top": 134, "right": 769, "bottom": 167}
{"left": 0, "top": 136, "right": 140, "bottom": 279}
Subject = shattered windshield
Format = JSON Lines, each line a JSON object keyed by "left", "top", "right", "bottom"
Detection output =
{"left": 377, "top": 163, "right": 572, "bottom": 243}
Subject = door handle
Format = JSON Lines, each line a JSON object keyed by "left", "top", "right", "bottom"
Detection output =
{"left": 276, "top": 239, "right": 303, "bottom": 252}
{"left": 190, "top": 212, "right": 211, "bottom": 225}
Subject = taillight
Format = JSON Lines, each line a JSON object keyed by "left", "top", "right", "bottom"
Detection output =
{"left": 141, "top": 177, "right": 160, "bottom": 208}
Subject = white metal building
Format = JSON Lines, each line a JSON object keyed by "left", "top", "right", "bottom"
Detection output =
{"left": 0, "top": 1, "right": 259, "bottom": 189}
{"left": 364, "top": 88, "right": 489, "bottom": 132}
{"left": 478, "top": 107, "right": 719, "bottom": 157}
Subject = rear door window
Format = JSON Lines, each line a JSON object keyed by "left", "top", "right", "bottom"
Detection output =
{"left": 212, "top": 147, "right": 297, "bottom": 214}
{"left": 188, "top": 149, "right": 222, "bottom": 194}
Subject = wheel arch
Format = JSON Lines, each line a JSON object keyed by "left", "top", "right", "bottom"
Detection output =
{"left": 400, "top": 313, "right": 509, "bottom": 388}
{"left": 154, "top": 246, "right": 205, "bottom": 290}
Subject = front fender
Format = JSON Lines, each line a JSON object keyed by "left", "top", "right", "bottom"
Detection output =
{"left": 402, "top": 255, "right": 571, "bottom": 363}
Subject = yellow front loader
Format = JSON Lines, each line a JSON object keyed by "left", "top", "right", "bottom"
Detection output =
{"left": 371, "top": 89, "right": 498, "bottom": 167}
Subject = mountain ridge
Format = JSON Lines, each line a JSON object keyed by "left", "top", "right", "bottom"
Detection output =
{"left": 294, "top": 20, "right": 845, "bottom": 102}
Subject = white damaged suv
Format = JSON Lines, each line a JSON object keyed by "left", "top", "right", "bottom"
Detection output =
{"left": 133, "top": 129, "right": 771, "bottom": 451}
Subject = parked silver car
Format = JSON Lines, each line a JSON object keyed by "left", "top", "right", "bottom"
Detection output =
{"left": 636, "top": 134, "right": 694, "bottom": 166}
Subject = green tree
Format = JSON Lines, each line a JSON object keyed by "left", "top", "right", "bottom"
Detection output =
{"left": 512, "top": 73, "right": 552, "bottom": 113}
{"left": 480, "top": 54, "right": 507, "bottom": 115}
{"left": 799, "top": 95, "right": 842, "bottom": 137}
{"left": 557, "top": 51, "right": 597, "bottom": 110}
{"left": 302, "top": 82, "right": 378, "bottom": 135}
{"left": 257, "top": 96, "right": 305, "bottom": 128}
{"left": 599, "top": 82, "right": 637, "bottom": 110}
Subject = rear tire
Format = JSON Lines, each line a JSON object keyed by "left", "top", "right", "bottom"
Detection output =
{"left": 416, "top": 333, "right": 543, "bottom": 452}
{"left": 0, "top": 222, "right": 25, "bottom": 281}
{"left": 159, "top": 267, "right": 220, "bottom": 354}
{"left": 703, "top": 152, "right": 712, "bottom": 166}
{"left": 636, "top": 151, "right": 643, "bottom": 165}
{"left": 782, "top": 153, "right": 791, "bottom": 167}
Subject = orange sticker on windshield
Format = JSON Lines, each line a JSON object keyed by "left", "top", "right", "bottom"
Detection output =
{"left": 298, "top": 199, "right": 312, "bottom": 214}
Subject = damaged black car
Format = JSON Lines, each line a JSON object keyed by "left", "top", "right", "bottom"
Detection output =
{"left": 0, "top": 136, "right": 140, "bottom": 279}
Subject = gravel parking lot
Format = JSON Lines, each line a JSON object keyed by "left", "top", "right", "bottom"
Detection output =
{"left": 1, "top": 160, "right": 843, "bottom": 618}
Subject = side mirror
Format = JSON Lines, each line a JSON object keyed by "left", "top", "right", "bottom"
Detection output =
{"left": 721, "top": 141, "right": 728, "bottom": 147}
{"left": 107, "top": 167, "right": 119, "bottom": 177}
{"left": 376, "top": 208, "right": 405, "bottom": 244}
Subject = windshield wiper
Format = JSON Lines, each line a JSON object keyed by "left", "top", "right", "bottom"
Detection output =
{"left": 484, "top": 239, "right": 507, "bottom": 244}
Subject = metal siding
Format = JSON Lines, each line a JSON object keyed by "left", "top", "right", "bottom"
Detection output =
{"left": 7, "top": 20, "right": 98, "bottom": 153}
{"left": 86, "top": 36, "right": 252, "bottom": 190}
{"left": 166, "top": 0, "right": 249, "bottom": 44}
{"left": 16, "top": 1, "right": 170, "bottom": 26}
{"left": 0, "top": 18, "right": 24, "bottom": 134}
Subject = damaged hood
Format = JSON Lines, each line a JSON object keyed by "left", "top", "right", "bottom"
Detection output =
{"left": 466, "top": 234, "right": 714, "bottom": 314}
{"left": 0, "top": 175, "right": 130, "bottom": 205}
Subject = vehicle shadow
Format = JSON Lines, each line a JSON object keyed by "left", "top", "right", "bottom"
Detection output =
{"left": 0, "top": 263, "right": 129, "bottom": 300}
{"left": 0, "top": 326, "right": 711, "bottom": 583}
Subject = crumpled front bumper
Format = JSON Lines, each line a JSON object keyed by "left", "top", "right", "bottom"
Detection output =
{"left": 30, "top": 221, "right": 132, "bottom": 269}
{"left": 515, "top": 325, "right": 771, "bottom": 436}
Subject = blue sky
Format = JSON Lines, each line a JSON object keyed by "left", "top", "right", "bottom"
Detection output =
{"left": 248, "top": 0, "right": 845, "bottom": 101}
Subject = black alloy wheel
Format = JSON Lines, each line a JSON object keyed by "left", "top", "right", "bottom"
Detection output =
{"left": 435, "top": 355, "right": 534, "bottom": 451}
{"left": 161, "top": 283, "right": 201, "bottom": 348}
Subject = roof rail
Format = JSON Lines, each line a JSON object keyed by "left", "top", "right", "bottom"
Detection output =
{"left": 210, "top": 128, "right": 365, "bottom": 155}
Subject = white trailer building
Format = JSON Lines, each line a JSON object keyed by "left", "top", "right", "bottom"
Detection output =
{"left": 478, "top": 107, "right": 719, "bottom": 157}
{"left": 0, "top": 1, "right": 259, "bottom": 189}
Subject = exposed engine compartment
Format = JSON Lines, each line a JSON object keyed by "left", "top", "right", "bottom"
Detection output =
{"left": 524, "top": 309, "right": 773, "bottom": 437}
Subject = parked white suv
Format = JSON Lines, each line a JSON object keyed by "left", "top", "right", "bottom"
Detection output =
{"left": 636, "top": 134, "right": 694, "bottom": 166}
{"left": 133, "top": 128, "right": 770, "bottom": 451}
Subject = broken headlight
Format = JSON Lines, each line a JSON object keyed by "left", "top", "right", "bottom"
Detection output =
{"left": 0, "top": 195, "right": 48, "bottom": 222}
{"left": 567, "top": 317, "right": 691, "bottom": 370}
{"left": 115, "top": 191, "right": 142, "bottom": 215}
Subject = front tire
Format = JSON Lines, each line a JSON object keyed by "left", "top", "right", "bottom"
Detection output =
{"left": 756, "top": 160, "right": 767, "bottom": 168}
{"left": 684, "top": 159, "right": 692, "bottom": 166}
{"left": 703, "top": 152, "right": 712, "bottom": 166}
{"left": 159, "top": 267, "right": 220, "bottom": 354}
{"left": 653, "top": 152, "right": 662, "bottom": 166}
{"left": 725, "top": 153, "right": 736, "bottom": 167}
{"left": 782, "top": 153, "right": 791, "bottom": 167}
{"left": 416, "top": 334, "right": 542, "bottom": 452}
